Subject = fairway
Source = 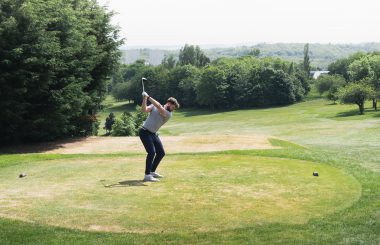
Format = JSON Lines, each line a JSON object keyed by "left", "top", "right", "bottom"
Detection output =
{"left": 0, "top": 154, "right": 360, "bottom": 233}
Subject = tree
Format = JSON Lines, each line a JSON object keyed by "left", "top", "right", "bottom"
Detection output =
{"left": 326, "top": 86, "right": 340, "bottom": 104}
{"left": 104, "top": 112, "right": 115, "bottom": 135}
{"left": 326, "top": 75, "right": 345, "bottom": 103}
{"left": 328, "top": 52, "right": 366, "bottom": 80}
{"left": 169, "top": 65, "right": 199, "bottom": 107}
{"left": 111, "top": 82, "right": 131, "bottom": 101}
{"left": 178, "top": 44, "right": 210, "bottom": 67}
{"left": 348, "top": 57, "right": 374, "bottom": 82}
{"left": 315, "top": 75, "right": 345, "bottom": 96}
{"left": 161, "top": 54, "right": 176, "bottom": 69}
{"left": 348, "top": 54, "right": 380, "bottom": 109}
{"left": 248, "top": 48, "right": 260, "bottom": 57}
{"left": 259, "top": 67, "right": 296, "bottom": 106}
{"left": 338, "top": 83, "right": 375, "bottom": 114}
{"left": 196, "top": 66, "right": 228, "bottom": 109}
{"left": 366, "top": 55, "right": 380, "bottom": 110}
{"left": 0, "top": 0, "right": 122, "bottom": 144}
{"left": 303, "top": 43, "right": 311, "bottom": 76}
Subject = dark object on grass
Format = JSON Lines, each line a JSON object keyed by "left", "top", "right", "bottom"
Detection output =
{"left": 105, "top": 113, "right": 115, "bottom": 135}
{"left": 313, "top": 171, "right": 319, "bottom": 177}
{"left": 19, "top": 173, "right": 27, "bottom": 178}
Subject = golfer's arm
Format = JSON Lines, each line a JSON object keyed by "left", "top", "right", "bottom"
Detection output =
{"left": 148, "top": 97, "right": 167, "bottom": 116}
{"left": 141, "top": 97, "right": 151, "bottom": 113}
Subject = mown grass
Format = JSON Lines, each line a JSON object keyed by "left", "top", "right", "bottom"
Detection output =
{"left": 0, "top": 143, "right": 378, "bottom": 244}
{"left": 0, "top": 153, "right": 361, "bottom": 234}
{"left": 0, "top": 97, "right": 379, "bottom": 244}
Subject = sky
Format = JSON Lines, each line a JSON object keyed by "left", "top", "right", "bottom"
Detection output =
{"left": 97, "top": 0, "right": 379, "bottom": 48}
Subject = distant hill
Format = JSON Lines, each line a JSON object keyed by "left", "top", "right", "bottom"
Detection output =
{"left": 120, "top": 43, "right": 380, "bottom": 69}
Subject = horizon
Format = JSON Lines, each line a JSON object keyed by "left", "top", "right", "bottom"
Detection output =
{"left": 121, "top": 42, "right": 380, "bottom": 50}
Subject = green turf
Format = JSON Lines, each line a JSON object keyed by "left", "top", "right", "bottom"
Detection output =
{"left": 0, "top": 154, "right": 360, "bottom": 233}
{"left": 0, "top": 97, "right": 379, "bottom": 244}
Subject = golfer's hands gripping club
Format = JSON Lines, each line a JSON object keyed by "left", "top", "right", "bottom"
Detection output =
{"left": 142, "top": 92, "right": 149, "bottom": 98}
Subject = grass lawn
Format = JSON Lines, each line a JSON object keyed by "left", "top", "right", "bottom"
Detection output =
{"left": 0, "top": 97, "right": 379, "bottom": 244}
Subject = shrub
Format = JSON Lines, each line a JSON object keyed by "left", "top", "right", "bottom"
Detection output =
{"left": 111, "top": 106, "right": 148, "bottom": 136}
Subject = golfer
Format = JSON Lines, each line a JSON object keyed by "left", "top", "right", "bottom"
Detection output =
{"left": 139, "top": 92, "right": 179, "bottom": 182}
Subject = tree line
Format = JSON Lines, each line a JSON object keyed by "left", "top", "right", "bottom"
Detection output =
{"left": 111, "top": 44, "right": 311, "bottom": 110}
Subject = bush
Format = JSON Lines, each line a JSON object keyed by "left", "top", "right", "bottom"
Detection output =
{"left": 72, "top": 115, "right": 99, "bottom": 137}
{"left": 111, "top": 106, "right": 148, "bottom": 136}
{"left": 111, "top": 113, "right": 136, "bottom": 136}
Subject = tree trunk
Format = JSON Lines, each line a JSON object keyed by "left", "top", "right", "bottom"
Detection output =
{"left": 358, "top": 103, "right": 364, "bottom": 114}
{"left": 373, "top": 98, "right": 377, "bottom": 111}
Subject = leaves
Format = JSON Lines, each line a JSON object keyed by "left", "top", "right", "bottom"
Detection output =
{"left": 0, "top": 0, "right": 122, "bottom": 143}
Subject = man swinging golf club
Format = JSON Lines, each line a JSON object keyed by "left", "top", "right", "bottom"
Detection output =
{"left": 139, "top": 78, "right": 179, "bottom": 182}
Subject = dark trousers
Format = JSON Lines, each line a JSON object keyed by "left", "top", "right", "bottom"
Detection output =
{"left": 139, "top": 128, "right": 166, "bottom": 175}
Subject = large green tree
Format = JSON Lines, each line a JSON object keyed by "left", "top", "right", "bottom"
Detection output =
{"left": 328, "top": 52, "right": 366, "bottom": 80}
{"left": 0, "top": 0, "right": 122, "bottom": 143}
{"left": 196, "top": 66, "right": 228, "bottom": 109}
{"left": 168, "top": 65, "right": 199, "bottom": 107}
{"left": 339, "top": 83, "right": 375, "bottom": 114}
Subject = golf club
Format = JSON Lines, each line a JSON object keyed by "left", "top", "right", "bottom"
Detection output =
{"left": 141, "top": 77, "right": 147, "bottom": 92}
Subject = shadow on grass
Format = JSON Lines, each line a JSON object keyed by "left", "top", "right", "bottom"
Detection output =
{"left": 0, "top": 137, "right": 88, "bottom": 154}
{"left": 335, "top": 109, "right": 361, "bottom": 117}
{"left": 100, "top": 179, "right": 147, "bottom": 187}
{"left": 180, "top": 104, "right": 293, "bottom": 117}
{"left": 335, "top": 107, "right": 380, "bottom": 118}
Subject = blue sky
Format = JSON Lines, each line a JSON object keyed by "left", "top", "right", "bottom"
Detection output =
{"left": 98, "top": 0, "right": 380, "bottom": 47}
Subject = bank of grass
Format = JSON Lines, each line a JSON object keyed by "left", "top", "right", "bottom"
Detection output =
{"left": 1, "top": 97, "right": 379, "bottom": 244}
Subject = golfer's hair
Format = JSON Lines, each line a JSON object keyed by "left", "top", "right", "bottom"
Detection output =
{"left": 167, "top": 97, "right": 180, "bottom": 108}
